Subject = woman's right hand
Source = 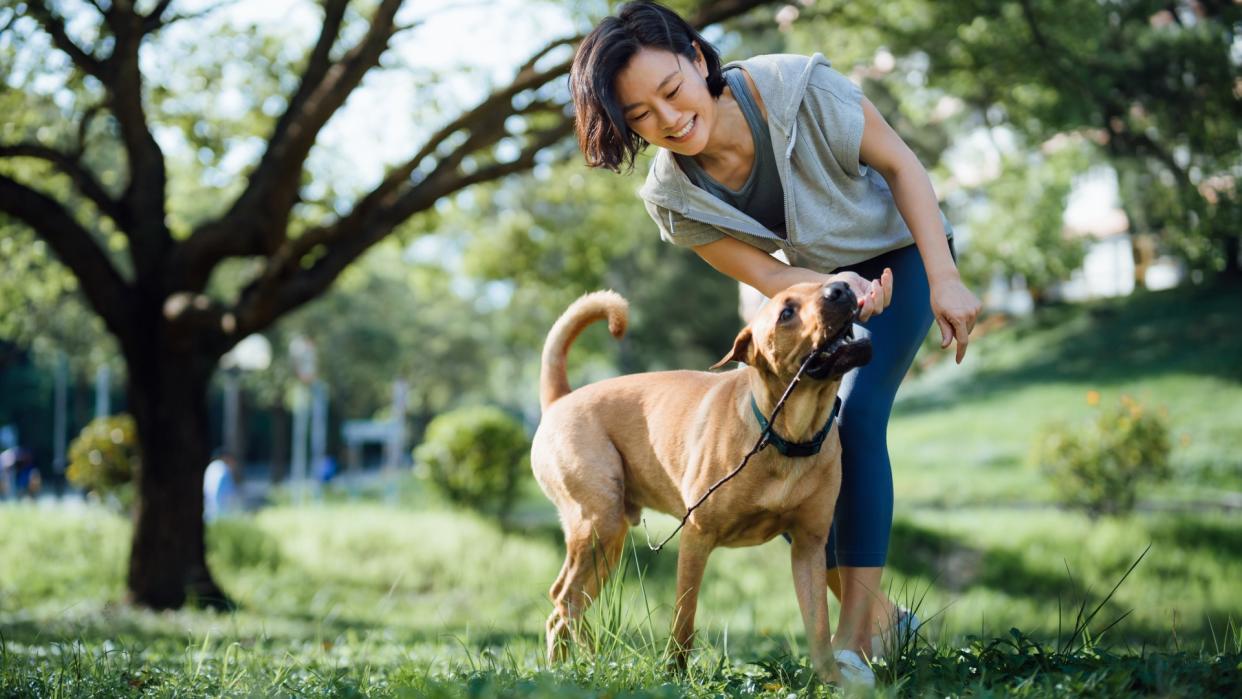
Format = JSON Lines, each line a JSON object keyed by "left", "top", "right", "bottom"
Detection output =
{"left": 830, "top": 268, "right": 893, "bottom": 321}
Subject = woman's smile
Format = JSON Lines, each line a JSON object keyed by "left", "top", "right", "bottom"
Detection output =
{"left": 667, "top": 116, "right": 696, "bottom": 142}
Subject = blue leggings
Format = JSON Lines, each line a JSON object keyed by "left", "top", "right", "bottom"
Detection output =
{"left": 825, "top": 242, "right": 937, "bottom": 568}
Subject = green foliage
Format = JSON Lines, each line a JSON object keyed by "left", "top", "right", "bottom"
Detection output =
{"left": 960, "top": 145, "right": 1090, "bottom": 297}
{"left": 455, "top": 161, "right": 740, "bottom": 377}
{"left": 66, "top": 414, "right": 139, "bottom": 506}
{"left": 876, "top": 0, "right": 1242, "bottom": 273}
{"left": 253, "top": 240, "right": 498, "bottom": 425}
{"left": 414, "top": 406, "right": 530, "bottom": 520}
{"left": 1033, "top": 395, "right": 1172, "bottom": 518}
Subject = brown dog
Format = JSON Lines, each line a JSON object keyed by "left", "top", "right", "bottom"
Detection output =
{"left": 531, "top": 281, "right": 871, "bottom": 681}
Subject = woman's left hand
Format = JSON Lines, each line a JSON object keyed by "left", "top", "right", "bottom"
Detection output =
{"left": 931, "top": 276, "right": 982, "bottom": 364}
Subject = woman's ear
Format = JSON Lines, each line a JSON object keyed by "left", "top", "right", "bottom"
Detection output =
{"left": 710, "top": 327, "right": 753, "bottom": 370}
{"left": 686, "top": 41, "right": 706, "bottom": 76}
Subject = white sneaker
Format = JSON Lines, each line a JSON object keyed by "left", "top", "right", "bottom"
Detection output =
{"left": 870, "top": 608, "right": 920, "bottom": 659}
{"left": 833, "top": 648, "right": 875, "bottom": 687}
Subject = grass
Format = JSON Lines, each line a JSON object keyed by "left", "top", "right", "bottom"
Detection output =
{"left": 2, "top": 500, "right": 1239, "bottom": 696}
{"left": 3, "top": 279, "right": 1241, "bottom": 696}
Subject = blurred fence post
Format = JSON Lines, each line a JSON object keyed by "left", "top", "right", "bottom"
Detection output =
{"left": 94, "top": 365, "right": 110, "bottom": 419}
{"left": 383, "top": 379, "right": 408, "bottom": 503}
{"left": 311, "top": 380, "right": 328, "bottom": 492}
{"left": 222, "top": 370, "right": 240, "bottom": 462}
{"left": 53, "top": 353, "right": 68, "bottom": 477}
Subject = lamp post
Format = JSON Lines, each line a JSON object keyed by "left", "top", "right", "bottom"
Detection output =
{"left": 287, "top": 335, "right": 316, "bottom": 505}
{"left": 94, "top": 364, "right": 110, "bottom": 419}
{"left": 220, "top": 334, "right": 272, "bottom": 467}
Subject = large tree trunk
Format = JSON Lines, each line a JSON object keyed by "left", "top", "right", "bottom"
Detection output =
{"left": 123, "top": 316, "right": 231, "bottom": 610}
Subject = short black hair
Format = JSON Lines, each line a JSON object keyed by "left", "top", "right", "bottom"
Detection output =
{"left": 570, "top": 1, "right": 725, "bottom": 173}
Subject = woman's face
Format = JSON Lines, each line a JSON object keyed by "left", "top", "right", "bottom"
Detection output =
{"left": 613, "top": 45, "right": 715, "bottom": 156}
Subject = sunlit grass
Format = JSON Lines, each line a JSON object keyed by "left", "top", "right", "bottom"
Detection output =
{"left": 3, "top": 281, "right": 1240, "bottom": 695}
{"left": 2, "top": 499, "right": 1240, "bottom": 696}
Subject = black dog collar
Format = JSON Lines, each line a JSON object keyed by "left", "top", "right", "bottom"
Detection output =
{"left": 750, "top": 395, "right": 842, "bottom": 458}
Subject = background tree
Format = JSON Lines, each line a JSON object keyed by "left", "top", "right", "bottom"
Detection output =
{"left": 0, "top": 0, "right": 780, "bottom": 609}
{"left": 959, "top": 144, "right": 1091, "bottom": 303}
{"left": 866, "top": 0, "right": 1242, "bottom": 280}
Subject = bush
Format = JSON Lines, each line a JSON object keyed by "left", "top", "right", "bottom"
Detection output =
{"left": 207, "top": 518, "right": 284, "bottom": 572}
{"left": 413, "top": 406, "right": 529, "bottom": 520}
{"left": 67, "top": 414, "right": 139, "bottom": 508}
{"left": 1033, "top": 394, "right": 1172, "bottom": 517}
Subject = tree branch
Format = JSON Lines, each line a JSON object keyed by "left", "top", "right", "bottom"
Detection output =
{"left": 141, "top": 0, "right": 176, "bottom": 34}
{"left": 688, "top": 0, "right": 779, "bottom": 27}
{"left": 226, "top": 0, "right": 782, "bottom": 332}
{"left": 102, "top": 0, "right": 173, "bottom": 285}
{"left": 232, "top": 117, "right": 574, "bottom": 336}
{"left": 0, "top": 142, "right": 126, "bottom": 224}
{"left": 351, "top": 50, "right": 575, "bottom": 232}
{"left": 170, "top": 0, "right": 403, "bottom": 293}
{"left": 25, "top": 0, "right": 104, "bottom": 78}
{"left": 0, "top": 173, "right": 131, "bottom": 339}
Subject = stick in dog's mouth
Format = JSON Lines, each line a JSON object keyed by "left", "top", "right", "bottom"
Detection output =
{"left": 803, "top": 321, "right": 871, "bottom": 380}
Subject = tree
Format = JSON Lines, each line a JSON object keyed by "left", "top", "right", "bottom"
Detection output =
{"left": 871, "top": 0, "right": 1242, "bottom": 280}
{"left": 0, "top": 0, "right": 781, "bottom": 609}
{"left": 958, "top": 144, "right": 1091, "bottom": 303}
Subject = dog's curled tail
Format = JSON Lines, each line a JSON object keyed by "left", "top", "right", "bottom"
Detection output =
{"left": 540, "top": 290, "right": 628, "bottom": 410}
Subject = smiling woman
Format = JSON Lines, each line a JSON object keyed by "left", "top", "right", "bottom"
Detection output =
{"left": 568, "top": 0, "right": 985, "bottom": 687}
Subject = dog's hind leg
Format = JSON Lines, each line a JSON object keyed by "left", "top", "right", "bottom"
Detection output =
{"left": 544, "top": 510, "right": 629, "bottom": 663}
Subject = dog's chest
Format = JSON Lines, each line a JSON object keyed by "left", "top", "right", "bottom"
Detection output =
{"left": 753, "top": 459, "right": 820, "bottom": 510}
{"left": 713, "top": 461, "right": 829, "bottom": 547}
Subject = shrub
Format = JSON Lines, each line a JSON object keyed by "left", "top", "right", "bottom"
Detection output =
{"left": 207, "top": 518, "right": 284, "bottom": 572}
{"left": 1033, "top": 395, "right": 1172, "bottom": 517}
{"left": 413, "top": 406, "right": 529, "bottom": 520}
{"left": 67, "top": 414, "right": 139, "bottom": 509}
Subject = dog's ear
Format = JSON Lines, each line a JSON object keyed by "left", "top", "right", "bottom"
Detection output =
{"left": 710, "top": 327, "right": 753, "bottom": 370}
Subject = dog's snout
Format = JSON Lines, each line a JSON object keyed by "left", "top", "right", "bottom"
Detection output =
{"left": 822, "top": 282, "right": 852, "bottom": 307}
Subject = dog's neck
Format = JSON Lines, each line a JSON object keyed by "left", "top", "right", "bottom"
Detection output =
{"left": 745, "top": 368, "right": 842, "bottom": 444}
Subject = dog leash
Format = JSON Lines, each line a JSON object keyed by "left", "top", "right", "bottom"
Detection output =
{"left": 642, "top": 348, "right": 822, "bottom": 553}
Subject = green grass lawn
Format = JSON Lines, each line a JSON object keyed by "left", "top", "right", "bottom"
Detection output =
{"left": 2, "top": 280, "right": 1240, "bottom": 696}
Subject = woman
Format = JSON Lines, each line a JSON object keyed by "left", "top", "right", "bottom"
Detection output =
{"left": 569, "top": 0, "right": 981, "bottom": 683}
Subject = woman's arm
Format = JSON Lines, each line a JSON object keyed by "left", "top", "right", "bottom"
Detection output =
{"left": 692, "top": 236, "right": 893, "bottom": 320}
{"left": 857, "top": 96, "right": 981, "bottom": 363}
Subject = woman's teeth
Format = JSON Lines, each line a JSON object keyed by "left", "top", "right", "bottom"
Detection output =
{"left": 671, "top": 117, "right": 695, "bottom": 139}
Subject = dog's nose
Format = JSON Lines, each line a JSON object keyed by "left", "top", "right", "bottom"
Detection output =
{"left": 822, "top": 282, "right": 850, "bottom": 305}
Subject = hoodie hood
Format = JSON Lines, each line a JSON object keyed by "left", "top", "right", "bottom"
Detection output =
{"left": 638, "top": 53, "right": 828, "bottom": 216}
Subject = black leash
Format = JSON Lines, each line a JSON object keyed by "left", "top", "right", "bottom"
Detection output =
{"left": 642, "top": 348, "right": 822, "bottom": 553}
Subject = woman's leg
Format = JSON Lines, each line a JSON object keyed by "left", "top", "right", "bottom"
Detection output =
{"left": 826, "top": 243, "right": 935, "bottom": 653}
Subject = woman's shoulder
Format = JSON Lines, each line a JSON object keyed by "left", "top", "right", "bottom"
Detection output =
{"left": 729, "top": 54, "right": 837, "bottom": 124}
{"left": 729, "top": 53, "right": 818, "bottom": 84}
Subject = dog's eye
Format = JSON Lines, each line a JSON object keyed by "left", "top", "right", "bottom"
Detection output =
{"left": 779, "top": 306, "right": 796, "bottom": 322}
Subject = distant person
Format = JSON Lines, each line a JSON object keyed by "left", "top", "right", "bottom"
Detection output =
{"left": 0, "top": 447, "right": 14, "bottom": 499}
{"left": 315, "top": 454, "right": 339, "bottom": 484}
{"left": 203, "top": 449, "right": 241, "bottom": 520}
{"left": 0, "top": 447, "right": 41, "bottom": 500}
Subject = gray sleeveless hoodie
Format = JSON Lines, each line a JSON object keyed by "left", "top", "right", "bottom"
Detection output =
{"left": 638, "top": 53, "right": 952, "bottom": 272}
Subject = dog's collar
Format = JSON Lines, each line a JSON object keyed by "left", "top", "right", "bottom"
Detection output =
{"left": 750, "top": 395, "right": 842, "bottom": 458}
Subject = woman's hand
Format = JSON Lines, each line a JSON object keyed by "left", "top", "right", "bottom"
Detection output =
{"left": 931, "top": 276, "right": 982, "bottom": 363}
{"left": 830, "top": 268, "right": 893, "bottom": 321}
